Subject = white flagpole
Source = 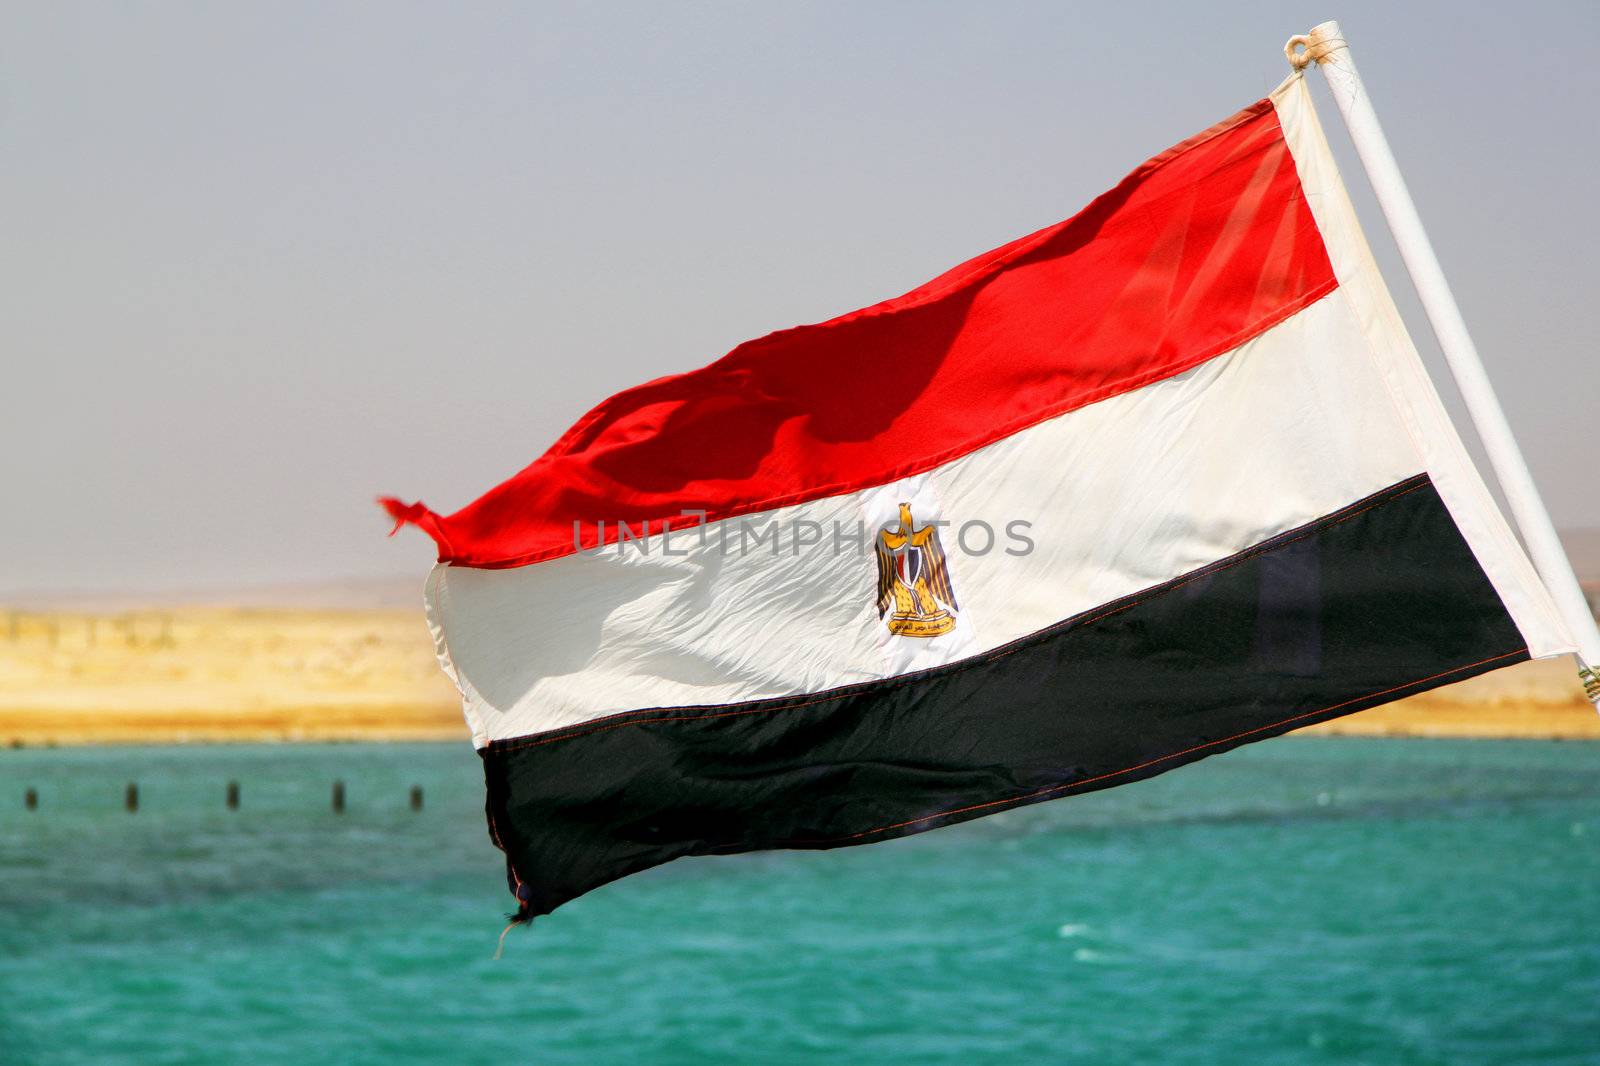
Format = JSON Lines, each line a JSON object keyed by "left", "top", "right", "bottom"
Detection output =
{"left": 1286, "top": 20, "right": 1600, "bottom": 708}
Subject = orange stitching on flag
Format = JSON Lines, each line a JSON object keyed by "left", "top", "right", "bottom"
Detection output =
{"left": 777, "top": 648, "right": 1527, "bottom": 846}
{"left": 486, "top": 474, "right": 1433, "bottom": 755}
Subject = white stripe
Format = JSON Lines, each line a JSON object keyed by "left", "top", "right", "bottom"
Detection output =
{"left": 1270, "top": 75, "right": 1574, "bottom": 661}
{"left": 431, "top": 290, "right": 1423, "bottom": 746}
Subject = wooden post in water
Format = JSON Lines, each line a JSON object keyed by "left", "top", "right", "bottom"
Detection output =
{"left": 24, "top": 788, "right": 37, "bottom": 810}
{"left": 125, "top": 782, "right": 139, "bottom": 813}
{"left": 226, "top": 781, "right": 240, "bottom": 810}
{"left": 331, "top": 780, "right": 345, "bottom": 814}
{"left": 409, "top": 785, "right": 424, "bottom": 812}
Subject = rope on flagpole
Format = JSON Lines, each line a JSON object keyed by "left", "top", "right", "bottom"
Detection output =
{"left": 1285, "top": 20, "right": 1600, "bottom": 712}
{"left": 1583, "top": 666, "right": 1600, "bottom": 707}
{"left": 1284, "top": 31, "right": 1345, "bottom": 70}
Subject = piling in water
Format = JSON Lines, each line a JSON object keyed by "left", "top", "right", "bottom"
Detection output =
{"left": 410, "top": 785, "right": 424, "bottom": 812}
{"left": 226, "top": 781, "right": 240, "bottom": 810}
{"left": 331, "top": 780, "right": 345, "bottom": 814}
{"left": 24, "top": 787, "right": 37, "bottom": 811}
{"left": 125, "top": 782, "right": 139, "bottom": 813}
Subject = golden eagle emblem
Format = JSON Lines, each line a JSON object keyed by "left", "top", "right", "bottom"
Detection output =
{"left": 875, "top": 503, "right": 959, "bottom": 638}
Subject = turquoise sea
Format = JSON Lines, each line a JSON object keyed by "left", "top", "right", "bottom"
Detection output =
{"left": 2, "top": 738, "right": 1598, "bottom": 1065}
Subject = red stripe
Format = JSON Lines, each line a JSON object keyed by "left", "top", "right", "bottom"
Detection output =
{"left": 386, "top": 98, "right": 1335, "bottom": 569}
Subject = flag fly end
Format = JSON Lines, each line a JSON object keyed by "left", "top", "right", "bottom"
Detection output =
{"left": 378, "top": 496, "right": 425, "bottom": 536}
{"left": 377, "top": 497, "right": 450, "bottom": 558}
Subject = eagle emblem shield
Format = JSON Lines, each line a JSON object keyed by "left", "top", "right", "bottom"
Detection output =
{"left": 874, "top": 503, "right": 959, "bottom": 637}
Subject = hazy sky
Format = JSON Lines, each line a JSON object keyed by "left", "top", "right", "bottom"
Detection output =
{"left": 4, "top": 2, "right": 1596, "bottom": 596}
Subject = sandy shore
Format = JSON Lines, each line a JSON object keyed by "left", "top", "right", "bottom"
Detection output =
{"left": 0, "top": 607, "right": 1595, "bottom": 746}
{"left": 0, "top": 608, "right": 465, "bottom": 746}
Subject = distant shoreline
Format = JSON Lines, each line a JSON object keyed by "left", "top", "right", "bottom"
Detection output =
{"left": 5, "top": 732, "right": 1598, "bottom": 750}
{"left": 0, "top": 705, "right": 468, "bottom": 748}
{"left": 5, "top": 705, "right": 1596, "bottom": 748}
{"left": 3, "top": 607, "right": 1596, "bottom": 746}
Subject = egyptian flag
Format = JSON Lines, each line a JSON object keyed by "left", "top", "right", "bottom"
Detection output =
{"left": 384, "top": 75, "right": 1576, "bottom": 921}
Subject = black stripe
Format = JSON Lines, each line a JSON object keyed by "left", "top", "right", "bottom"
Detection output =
{"left": 482, "top": 475, "right": 1527, "bottom": 919}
